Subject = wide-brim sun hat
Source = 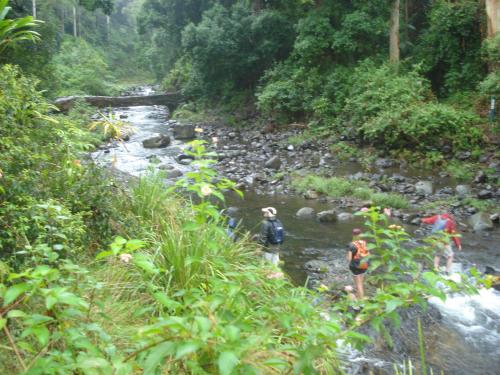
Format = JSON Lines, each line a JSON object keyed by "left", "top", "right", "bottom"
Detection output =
{"left": 352, "top": 228, "right": 362, "bottom": 236}
{"left": 261, "top": 207, "right": 277, "bottom": 216}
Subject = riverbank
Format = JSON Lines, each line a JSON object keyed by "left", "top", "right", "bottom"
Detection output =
{"left": 73, "top": 85, "right": 499, "bottom": 374}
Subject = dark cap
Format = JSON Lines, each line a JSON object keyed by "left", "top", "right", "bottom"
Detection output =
{"left": 352, "top": 228, "right": 362, "bottom": 236}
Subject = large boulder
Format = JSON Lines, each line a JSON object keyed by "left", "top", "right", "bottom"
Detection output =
{"left": 317, "top": 210, "right": 337, "bottom": 223}
{"left": 165, "top": 169, "right": 183, "bottom": 179}
{"left": 468, "top": 212, "right": 494, "bottom": 231}
{"left": 142, "top": 134, "right": 170, "bottom": 148}
{"left": 304, "top": 190, "right": 319, "bottom": 199}
{"left": 415, "top": 180, "right": 433, "bottom": 196}
{"left": 173, "top": 124, "right": 196, "bottom": 139}
{"left": 264, "top": 156, "right": 281, "bottom": 170}
{"left": 296, "top": 207, "right": 316, "bottom": 219}
{"left": 337, "top": 212, "right": 354, "bottom": 221}
{"left": 477, "top": 189, "right": 493, "bottom": 199}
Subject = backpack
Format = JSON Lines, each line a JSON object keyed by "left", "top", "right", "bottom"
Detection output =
{"left": 352, "top": 240, "right": 369, "bottom": 270}
{"left": 432, "top": 215, "right": 448, "bottom": 233}
{"left": 268, "top": 219, "right": 284, "bottom": 245}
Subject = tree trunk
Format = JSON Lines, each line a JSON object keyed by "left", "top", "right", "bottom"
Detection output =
{"left": 252, "top": 0, "right": 262, "bottom": 13}
{"left": 32, "top": 0, "right": 36, "bottom": 19}
{"left": 73, "top": 5, "right": 77, "bottom": 37}
{"left": 389, "top": 0, "right": 400, "bottom": 63}
{"left": 486, "top": 0, "right": 500, "bottom": 38}
{"left": 106, "top": 15, "right": 110, "bottom": 40}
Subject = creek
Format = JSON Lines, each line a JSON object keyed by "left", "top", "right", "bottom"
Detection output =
{"left": 91, "top": 94, "right": 500, "bottom": 375}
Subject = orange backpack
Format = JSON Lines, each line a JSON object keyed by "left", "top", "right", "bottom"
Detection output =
{"left": 352, "top": 240, "right": 369, "bottom": 269}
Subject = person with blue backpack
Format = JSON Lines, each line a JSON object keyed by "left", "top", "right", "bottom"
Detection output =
{"left": 422, "top": 213, "right": 462, "bottom": 274}
{"left": 258, "top": 207, "right": 284, "bottom": 266}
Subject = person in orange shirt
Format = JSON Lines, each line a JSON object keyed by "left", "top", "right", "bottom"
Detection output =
{"left": 347, "top": 228, "right": 369, "bottom": 299}
{"left": 421, "top": 213, "right": 462, "bottom": 274}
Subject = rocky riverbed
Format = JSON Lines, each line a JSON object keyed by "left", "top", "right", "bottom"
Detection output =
{"left": 90, "top": 93, "right": 500, "bottom": 375}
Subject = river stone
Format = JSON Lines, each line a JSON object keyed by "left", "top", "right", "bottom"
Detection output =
{"left": 173, "top": 124, "right": 196, "bottom": 139}
{"left": 473, "top": 170, "right": 487, "bottom": 184}
{"left": 468, "top": 212, "right": 494, "bottom": 231}
{"left": 287, "top": 145, "right": 295, "bottom": 151}
{"left": 477, "top": 189, "right": 493, "bottom": 199}
{"left": 264, "top": 156, "right": 281, "bottom": 169}
{"left": 304, "top": 190, "right": 319, "bottom": 199}
{"left": 337, "top": 212, "right": 354, "bottom": 221}
{"left": 165, "top": 169, "right": 183, "bottom": 179}
{"left": 375, "top": 158, "right": 394, "bottom": 168}
{"left": 296, "top": 207, "right": 316, "bottom": 218}
{"left": 120, "top": 126, "right": 135, "bottom": 141}
{"left": 158, "top": 164, "right": 174, "bottom": 170}
{"left": 455, "top": 185, "right": 471, "bottom": 197}
{"left": 317, "top": 210, "right": 337, "bottom": 223}
{"left": 142, "top": 134, "right": 171, "bottom": 148}
{"left": 415, "top": 180, "right": 433, "bottom": 195}
{"left": 304, "top": 260, "right": 331, "bottom": 274}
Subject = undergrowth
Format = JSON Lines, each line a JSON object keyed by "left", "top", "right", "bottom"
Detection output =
{"left": 292, "top": 175, "right": 409, "bottom": 209}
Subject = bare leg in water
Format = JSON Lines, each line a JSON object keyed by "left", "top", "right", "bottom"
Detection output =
{"left": 354, "top": 274, "right": 364, "bottom": 299}
{"left": 434, "top": 255, "right": 441, "bottom": 271}
{"left": 446, "top": 254, "right": 454, "bottom": 274}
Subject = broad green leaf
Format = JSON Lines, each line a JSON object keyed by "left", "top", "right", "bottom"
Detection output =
{"left": 175, "top": 342, "right": 199, "bottom": 359}
{"left": 195, "top": 316, "right": 212, "bottom": 333}
{"left": 77, "top": 356, "right": 110, "bottom": 370}
{"left": 133, "top": 254, "right": 158, "bottom": 275}
{"left": 153, "top": 292, "right": 181, "bottom": 310}
{"left": 224, "top": 325, "right": 240, "bottom": 342}
{"left": 144, "top": 342, "right": 175, "bottom": 375}
{"left": 32, "top": 325, "right": 49, "bottom": 346}
{"left": 3, "top": 283, "right": 30, "bottom": 306}
{"left": 95, "top": 250, "right": 113, "bottom": 260}
{"left": 45, "top": 294, "right": 58, "bottom": 310}
{"left": 0, "top": 318, "right": 6, "bottom": 330}
{"left": 385, "top": 299, "right": 404, "bottom": 313}
{"left": 218, "top": 351, "right": 239, "bottom": 375}
{"left": 125, "top": 239, "right": 145, "bottom": 252}
{"left": 7, "top": 309, "right": 27, "bottom": 318}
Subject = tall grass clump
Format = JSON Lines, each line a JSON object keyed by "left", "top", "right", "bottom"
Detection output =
{"left": 292, "top": 175, "right": 409, "bottom": 209}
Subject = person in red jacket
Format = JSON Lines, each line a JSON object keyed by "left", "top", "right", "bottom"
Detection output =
{"left": 421, "top": 213, "right": 462, "bottom": 273}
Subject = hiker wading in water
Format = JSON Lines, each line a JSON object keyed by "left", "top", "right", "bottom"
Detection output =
{"left": 258, "top": 207, "right": 284, "bottom": 266}
{"left": 421, "top": 213, "right": 462, "bottom": 274}
{"left": 347, "top": 228, "right": 370, "bottom": 299}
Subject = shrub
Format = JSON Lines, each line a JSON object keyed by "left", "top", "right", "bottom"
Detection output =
{"left": 182, "top": 4, "right": 295, "bottom": 97}
{"left": 50, "top": 37, "right": 115, "bottom": 96}
{"left": 479, "top": 34, "right": 500, "bottom": 97}
{"left": 341, "top": 63, "right": 482, "bottom": 151}
{"left": 292, "top": 175, "right": 409, "bottom": 209}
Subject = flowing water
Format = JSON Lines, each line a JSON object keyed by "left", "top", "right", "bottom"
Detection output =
{"left": 92, "top": 97, "right": 500, "bottom": 375}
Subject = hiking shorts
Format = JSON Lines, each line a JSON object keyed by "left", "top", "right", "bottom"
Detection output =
{"left": 349, "top": 262, "right": 367, "bottom": 276}
{"left": 435, "top": 242, "right": 454, "bottom": 258}
{"left": 263, "top": 252, "right": 280, "bottom": 266}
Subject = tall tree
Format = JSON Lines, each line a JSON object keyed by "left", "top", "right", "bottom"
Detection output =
{"left": 389, "top": 0, "right": 400, "bottom": 63}
{"left": 485, "top": 0, "right": 499, "bottom": 38}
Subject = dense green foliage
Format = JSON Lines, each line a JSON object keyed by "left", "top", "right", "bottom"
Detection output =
{"left": 1, "top": 63, "right": 488, "bottom": 373}
{"left": 1, "top": 0, "right": 148, "bottom": 97}
{"left": 51, "top": 37, "right": 115, "bottom": 96}
{"left": 139, "top": 0, "right": 495, "bottom": 151}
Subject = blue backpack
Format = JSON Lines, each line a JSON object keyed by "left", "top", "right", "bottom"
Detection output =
{"left": 432, "top": 215, "right": 448, "bottom": 233}
{"left": 269, "top": 219, "right": 284, "bottom": 245}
